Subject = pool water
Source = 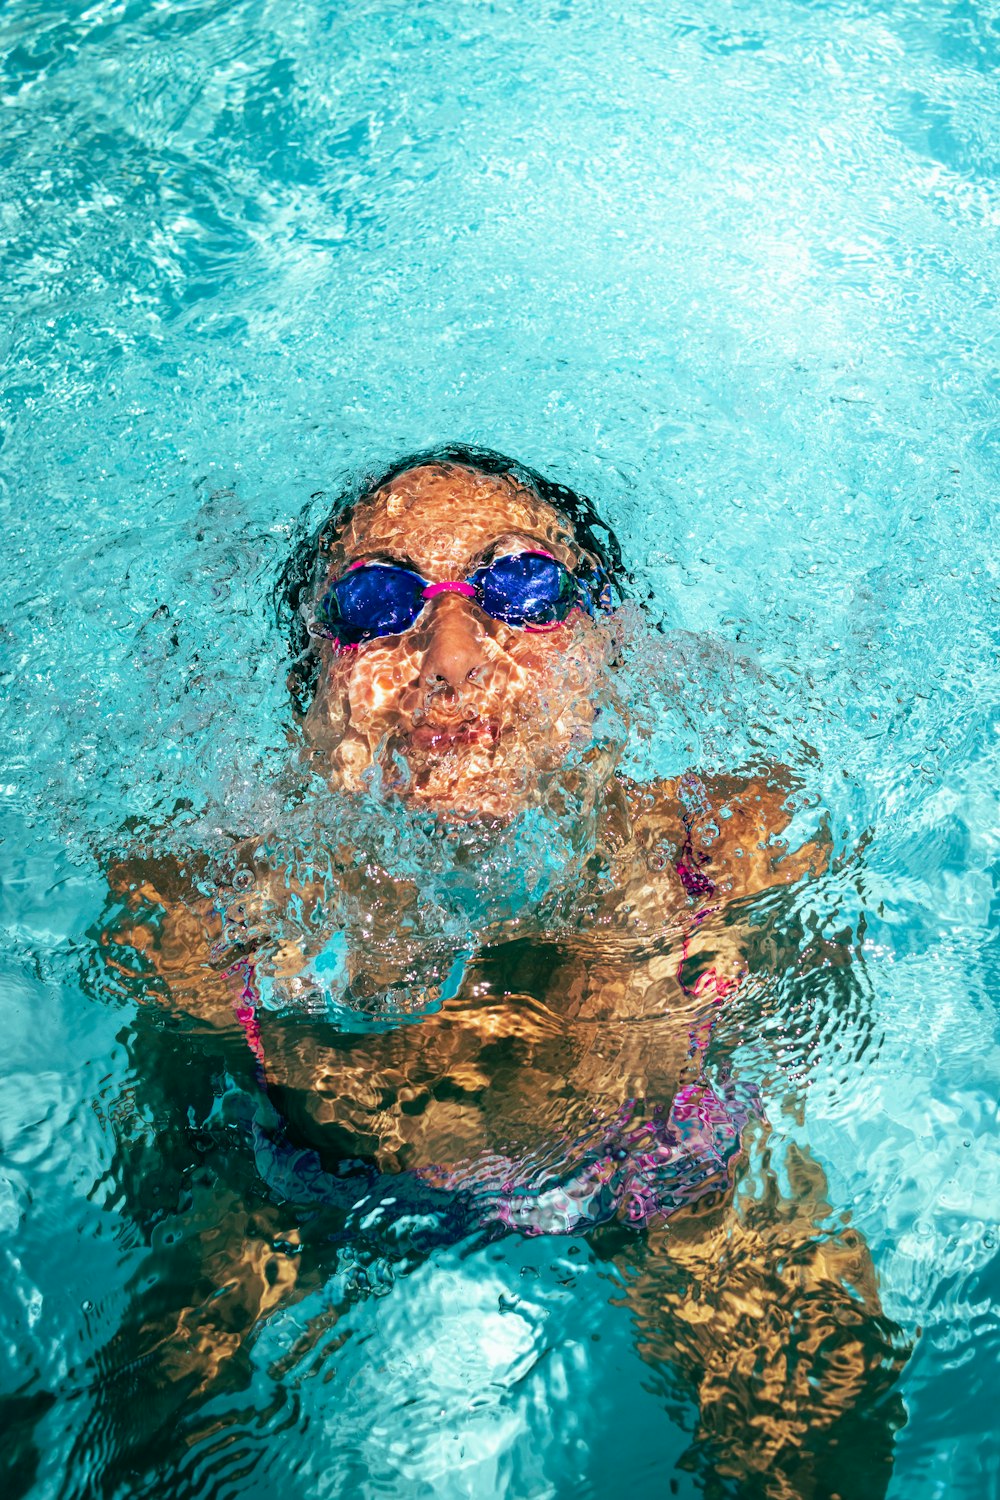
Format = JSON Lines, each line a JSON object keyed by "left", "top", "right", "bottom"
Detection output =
{"left": 1, "top": 0, "right": 998, "bottom": 1495}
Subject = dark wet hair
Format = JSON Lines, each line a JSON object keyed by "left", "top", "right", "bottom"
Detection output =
{"left": 277, "top": 443, "right": 627, "bottom": 713}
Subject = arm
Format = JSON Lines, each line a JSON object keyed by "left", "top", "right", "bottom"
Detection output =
{"left": 617, "top": 1133, "right": 908, "bottom": 1499}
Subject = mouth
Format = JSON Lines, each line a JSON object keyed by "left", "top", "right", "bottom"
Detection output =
{"left": 406, "top": 718, "right": 500, "bottom": 753}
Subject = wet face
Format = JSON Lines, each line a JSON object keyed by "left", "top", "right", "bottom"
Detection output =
{"left": 303, "top": 464, "right": 617, "bottom": 817}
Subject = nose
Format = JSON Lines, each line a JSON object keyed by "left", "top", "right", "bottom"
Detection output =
{"left": 418, "top": 595, "right": 491, "bottom": 695}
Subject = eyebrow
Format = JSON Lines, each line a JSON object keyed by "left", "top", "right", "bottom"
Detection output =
{"left": 345, "top": 548, "right": 422, "bottom": 572}
{"left": 476, "top": 532, "right": 572, "bottom": 564}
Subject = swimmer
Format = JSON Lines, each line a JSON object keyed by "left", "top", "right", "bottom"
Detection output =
{"left": 100, "top": 447, "right": 907, "bottom": 1498}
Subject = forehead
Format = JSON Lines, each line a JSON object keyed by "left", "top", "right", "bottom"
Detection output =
{"left": 338, "top": 465, "right": 579, "bottom": 573}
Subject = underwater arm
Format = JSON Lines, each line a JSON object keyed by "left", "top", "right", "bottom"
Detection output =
{"left": 619, "top": 1135, "right": 908, "bottom": 1499}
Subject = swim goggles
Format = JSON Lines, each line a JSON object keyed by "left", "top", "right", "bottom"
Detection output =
{"left": 314, "top": 550, "right": 612, "bottom": 647}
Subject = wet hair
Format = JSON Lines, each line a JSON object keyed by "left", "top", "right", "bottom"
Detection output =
{"left": 277, "top": 443, "right": 627, "bottom": 714}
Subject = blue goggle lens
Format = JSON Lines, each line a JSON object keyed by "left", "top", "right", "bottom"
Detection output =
{"left": 320, "top": 564, "right": 426, "bottom": 644}
{"left": 468, "top": 552, "right": 575, "bottom": 626}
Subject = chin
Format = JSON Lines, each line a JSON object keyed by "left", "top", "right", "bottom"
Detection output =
{"left": 396, "top": 738, "right": 538, "bottom": 821}
{"left": 401, "top": 773, "right": 527, "bottom": 822}
{"left": 325, "top": 721, "right": 568, "bottom": 821}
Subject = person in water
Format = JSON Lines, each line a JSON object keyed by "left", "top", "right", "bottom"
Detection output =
{"left": 101, "top": 446, "right": 907, "bottom": 1498}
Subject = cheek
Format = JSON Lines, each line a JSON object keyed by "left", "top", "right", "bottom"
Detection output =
{"left": 344, "top": 643, "right": 420, "bottom": 722}
{"left": 509, "top": 620, "right": 606, "bottom": 693}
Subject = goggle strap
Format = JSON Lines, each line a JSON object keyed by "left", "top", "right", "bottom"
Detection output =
{"left": 423, "top": 580, "right": 477, "bottom": 600}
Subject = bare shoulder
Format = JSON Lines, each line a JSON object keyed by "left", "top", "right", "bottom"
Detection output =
{"left": 102, "top": 838, "right": 356, "bottom": 1021}
{"left": 620, "top": 765, "right": 827, "bottom": 902}
{"left": 102, "top": 848, "right": 242, "bottom": 1024}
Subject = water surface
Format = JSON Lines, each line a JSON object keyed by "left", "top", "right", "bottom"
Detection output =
{"left": 1, "top": 0, "right": 998, "bottom": 1495}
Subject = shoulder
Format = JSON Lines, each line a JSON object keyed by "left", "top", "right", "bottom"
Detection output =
{"left": 620, "top": 766, "right": 826, "bottom": 902}
{"left": 101, "top": 848, "right": 242, "bottom": 1023}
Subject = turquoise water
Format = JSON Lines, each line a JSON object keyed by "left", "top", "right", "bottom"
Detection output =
{"left": 1, "top": 0, "right": 998, "bottom": 1495}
